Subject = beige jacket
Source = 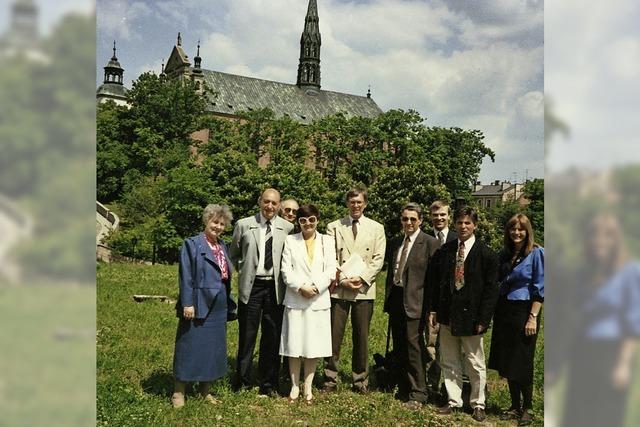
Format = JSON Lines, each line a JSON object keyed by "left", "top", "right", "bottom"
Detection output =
{"left": 326, "top": 215, "right": 386, "bottom": 301}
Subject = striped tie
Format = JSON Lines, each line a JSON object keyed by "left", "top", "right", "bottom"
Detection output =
{"left": 264, "top": 220, "right": 273, "bottom": 271}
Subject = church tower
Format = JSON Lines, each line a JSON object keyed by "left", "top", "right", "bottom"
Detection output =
{"left": 96, "top": 41, "right": 128, "bottom": 106}
{"left": 296, "top": 0, "right": 321, "bottom": 92}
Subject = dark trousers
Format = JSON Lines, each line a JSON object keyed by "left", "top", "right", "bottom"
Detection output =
{"left": 323, "top": 298, "right": 374, "bottom": 390}
{"left": 389, "top": 286, "right": 427, "bottom": 403}
{"left": 236, "top": 279, "right": 283, "bottom": 391}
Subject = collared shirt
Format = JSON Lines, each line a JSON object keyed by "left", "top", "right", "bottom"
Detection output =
{"left": 457, "top": 234, "right": 475, "bottom": 262}
{"left": 349, "top": 215, "right": 364, "bottom": 234}
{"left": 255, "top": 213, "right": 274, "bottom": 277}
{"left": 395, "top": 228, "right": 421, "bottom": 270}
{"left": 500, "top": 246, "right": 544, "bottom": 301}
{"left": 434, "top": 227, "right": 450, "bottom": 243}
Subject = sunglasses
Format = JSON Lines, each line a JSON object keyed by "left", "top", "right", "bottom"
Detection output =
{"left": 298, "top": 216, "right": 318, "bottom": 225}
{"left": 401, "top": 216, "right": 419, "bottom": 223}
{"left": 284, "top": 207, "right": 297, "bottom": 214}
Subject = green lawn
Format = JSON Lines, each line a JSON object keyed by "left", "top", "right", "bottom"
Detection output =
{"left": 97, "top": 263, "right": 544, "bottom": 426}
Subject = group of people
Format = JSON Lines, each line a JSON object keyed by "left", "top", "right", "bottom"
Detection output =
{"left": 170, "top": 186, "right": 544, "bottom": 426}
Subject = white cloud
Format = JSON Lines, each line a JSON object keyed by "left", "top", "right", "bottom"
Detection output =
{"left": 96, "top": 0, "right": 151, "bottom": 41}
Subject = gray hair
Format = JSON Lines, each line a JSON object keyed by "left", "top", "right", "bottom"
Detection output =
{"left": 202, "top": 204, "right": 233, "bottom": 225}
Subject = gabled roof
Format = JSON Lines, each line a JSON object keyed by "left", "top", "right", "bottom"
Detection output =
{"left": 164, "top": 44, "right": 190, "bottom": 74}
{"left": 472, "top": 185, "right": 512, "bottom": 196}
{"left": 201, "top": 69, "right": 382, "bottom": 123}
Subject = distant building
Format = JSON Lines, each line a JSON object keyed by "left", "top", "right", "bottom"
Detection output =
{"left": 0, "top": 0, "right": 48, "bottom": 64}
{"left": 97, "top": 0, "right": 382, "bottom": 122}
{"left": 96, "top": 41, "right": 128, "bottom": 106}
{"left": 471, "top": 180, "right": 529, "bottom": 208}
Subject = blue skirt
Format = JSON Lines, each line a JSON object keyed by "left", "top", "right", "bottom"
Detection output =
{"left": 173, "top": 287, "right": 228, "bottom": 382}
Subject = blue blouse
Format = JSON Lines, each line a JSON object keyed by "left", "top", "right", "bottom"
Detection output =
{"left": 583, "top": 261, "right": 640, "bottom": 340}
{"left": 500, "top": 247, "right": 544, "bottom": 301}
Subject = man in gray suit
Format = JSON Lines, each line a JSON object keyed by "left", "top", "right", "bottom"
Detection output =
{"left": 322, "top": 186, "right": 386, "bottom": 393}
{"left": 384, "top": 202, "right": 439, "bottom": 409}
{"left": 230, "top": 188, "right": 294, "bottom": 396}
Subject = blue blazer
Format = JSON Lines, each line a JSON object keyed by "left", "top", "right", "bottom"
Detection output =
{"left": 177, "top": 233, "right": 237, "bottom": 320}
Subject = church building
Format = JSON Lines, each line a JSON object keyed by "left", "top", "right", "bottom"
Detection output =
{"left": 97, "top": 0, "right": 383, "bottom": 122}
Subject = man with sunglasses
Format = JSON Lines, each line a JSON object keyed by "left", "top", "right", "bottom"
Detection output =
{"left": 230, "top": 188, "right": 294, "bottom": 396}
{"left": 383, "top": 203, "right": 440, "bottom": 409}
{"left": 322, "top": 186, "right": 386, "bottom": 394}
{"left": 279, "top": 199, "right": 299, "bottom": 224}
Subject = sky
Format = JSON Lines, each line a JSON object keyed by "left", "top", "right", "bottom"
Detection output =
{"left": 95, "top": 0, "right": 544, "bottom": 183}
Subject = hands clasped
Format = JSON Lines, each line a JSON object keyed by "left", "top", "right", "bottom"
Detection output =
{"left": 298, "top": 284, "right": 319, "bottom": 299}
{"left": 340, "top": 277, "right": 363, "bottom": 290}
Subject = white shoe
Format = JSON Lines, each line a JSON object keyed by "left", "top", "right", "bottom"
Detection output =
{"left": 171, "top": 392, "right": 185, "bottom": 408}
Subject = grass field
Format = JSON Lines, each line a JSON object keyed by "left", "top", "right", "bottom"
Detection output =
{"left": 97, "top": 263, "right": 544, "bottom": 426}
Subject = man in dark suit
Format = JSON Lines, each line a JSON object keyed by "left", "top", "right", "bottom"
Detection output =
{"left": 430, "top": 206, "right": 498, "bottom": 422}
{"left": 230, "top": 188, "right": 294, "bottom": 396}
{"left": 383, "top": 203, "right": 439, "bottom": 410}
{"left": 424, "top": 200, "right": 457, "bottom": 400}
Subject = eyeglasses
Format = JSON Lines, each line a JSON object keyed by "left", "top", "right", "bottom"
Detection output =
{"left": 401, "top": 216, "right": 419, "bottom": 223}
{"left": 284, "top": 207, "right": 297, "bottom": 214}
{"left": 298, "top": 216, "right": 318, "bottom": 225}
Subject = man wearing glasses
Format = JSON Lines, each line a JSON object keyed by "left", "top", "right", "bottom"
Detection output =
{"left": 383, "top": 203, "right": 440, "bottom": 409}
{"left": 230, "top": 188, "right": 294, "bottom": 396}
{"left": 279, "top": 199, "right": 299, "bottom": 224}
{"left": 322, "top": 186, "right": 386, "bottom": 393}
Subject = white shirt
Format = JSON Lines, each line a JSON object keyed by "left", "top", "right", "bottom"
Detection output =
{"left": 457, "top": 234, "right": 476, "bottom": 262}
{"left": 255, "top": 213, "right": 275, "bottom": 277}
{"left": 434, "top": 227, "right": 450, "bottom": 243}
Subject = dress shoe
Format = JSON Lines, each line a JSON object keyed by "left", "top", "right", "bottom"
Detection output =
{"left": 518, "top": 410, "right": 533, "bottom": 426}
{"left": 321, "top": 383, "right": 337, "bottom": 393}
{"left": 472, "top": 407, "right": 486, "bottom": 422}
{"left": 351, "top": 385, "right": 368, "bottom": 394}
{"left": 403, "top": 400, "right": 423, "bottom": 410}
{"left": 258, "top": 387, "right": 279, "bottom": 398}
{"left": 202, "top": 394, "right": 219, "bottom": 404}
{"left": 436, "top": 405, "right": 454, "bottom": 415}
{"left": 500, "top": 406, "right": 522, "bottom": 420}
{"left": 171, "top": 392, "right": 185, "bottom": 408}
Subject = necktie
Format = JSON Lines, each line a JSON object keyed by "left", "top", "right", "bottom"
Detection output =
{"left": 437, "top": 230, "right": 445, "bottom": 245}
{"left": 394, "top": 236, "right": 411, "bottom": 286}
{"left": 454, "top": 241, "right": 465, "bottom": 290}
{"left": 352, "top": 219, "right": 358, "bottom": 240}
{"left": 264, "top": 220, "right": 273, "bottom": 270}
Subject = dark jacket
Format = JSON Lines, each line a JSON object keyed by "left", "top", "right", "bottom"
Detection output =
{"left": 383, "top": 231, "right": 440, "bottom": 319}
{"left": 429, "top": 237, "right": 499, "bottom": 336}
{"left": 177, "top": 233, "right": 237, "bottom": 320}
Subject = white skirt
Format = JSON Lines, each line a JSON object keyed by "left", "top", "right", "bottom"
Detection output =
{"left": 279, "top": 307, "right": 332, "bottom": 358}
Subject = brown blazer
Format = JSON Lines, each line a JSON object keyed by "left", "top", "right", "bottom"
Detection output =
{"left": 383, "top": 230, "right": 440, "bottom": 319}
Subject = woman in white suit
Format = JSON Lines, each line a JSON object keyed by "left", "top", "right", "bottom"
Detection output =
{"left": 280, "top": 204, "right": 336, "bottom": 404}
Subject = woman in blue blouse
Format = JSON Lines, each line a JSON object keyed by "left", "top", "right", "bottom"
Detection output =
{"left": 488, "top": 214, "right": 543, "bottom": 426}
{"left": 171, "top": 204, "right": 237, "bottom": 408}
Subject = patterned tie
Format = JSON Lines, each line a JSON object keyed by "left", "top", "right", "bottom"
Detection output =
{"left": 264, "top": 220, "right": 273, "bottom": 270}
{"left": 352, "top": 218, "right": 359, "bottom": 240}
{"left": 437, "top": 230, "right": 445, "bottom": 245}
{"left": 394, "top": 236, "right": 411, "bottom": 286}
{"left": 454, "top": 241, "right": 465, "bottom": 290}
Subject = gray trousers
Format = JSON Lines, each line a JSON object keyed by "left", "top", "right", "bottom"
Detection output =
{"left": 323, "top": 298, "right": 374, "bottom": 390}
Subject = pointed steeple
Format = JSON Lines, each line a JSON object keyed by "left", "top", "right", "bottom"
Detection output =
{"left": 103, "top": 40, "right": 124, "bottom": 85}
{"left": 296, "top": 0, "right": 321, "bottom": 91}
{"left": 160, "top": 58, "right": 166, "bottom": 78}
{"left": 177, "top": 32, "right": 182, "bottom": 46}
{"left": 193, "top": 40, "right": 202, "bottom": 70}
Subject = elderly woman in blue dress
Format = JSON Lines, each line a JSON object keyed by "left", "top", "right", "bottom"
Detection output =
{"left": 279, "top": 204, "right": 336, "bottom": 404}
{"left": 488, "top": 213, "right": 543, "bottom": 426}
{"left": 171, "top": 204, "right": 237, "bottom": 408}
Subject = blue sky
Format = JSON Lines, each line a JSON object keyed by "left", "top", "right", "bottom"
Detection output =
{"left": 96, "top": 0, "right": 544, "bottom": 183}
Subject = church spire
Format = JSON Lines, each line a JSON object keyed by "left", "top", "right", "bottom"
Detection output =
{"left": 103, "top": 40, "right": 124, "bottom": 85}
{"left": 194, "top": 40, "right": 202, "bottom": 69}
{"left": 296, "top": 0, "right": 321, "bottom": 91}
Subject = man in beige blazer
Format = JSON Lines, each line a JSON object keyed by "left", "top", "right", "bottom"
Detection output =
{"left": 322, "top": 186, "right": 386, "bottom": 393}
